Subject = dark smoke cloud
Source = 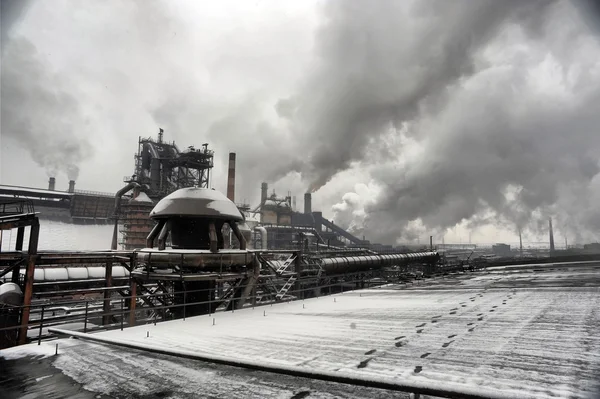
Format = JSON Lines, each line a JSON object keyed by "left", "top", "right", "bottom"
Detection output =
{"left": 290, "top": 0, "right": 600, "bottom": 244}
{"left": 281, "top": 0, "right": 558, "bottom": 191}
{"left": 1, "top": 36, "right": 93, "bottom": 180}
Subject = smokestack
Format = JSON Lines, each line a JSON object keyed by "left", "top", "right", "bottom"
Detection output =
{"left": 227, "top": 152, "right": 236, "bottom": 202}
{"left": 430, "top": 235, "right": 433, "bottom": 250}
{"left": 519, "top": 229, "right": 523, "bottom": 257}
{"left": 261, "top": 182, "right": 268, "bottom": 205}
{"left": 68, "top": 180, "right": 75, "bottom": 193}
{"left": 549, "top": 217, "right": 555, "bottom": 252}
{"left": 304, "top": 192, "right": 312, "bottom": 214}
{"left": 48, "top": 177, "right": 55, "bottom": 191}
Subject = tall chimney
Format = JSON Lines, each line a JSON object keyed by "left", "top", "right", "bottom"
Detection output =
{"left": 304, "top": 192, "right": 312, "bottom": 214}
{"left": 519, "top": 228, "right": 523, "bottom": 257}
{"left": 48, "top": 177, "right": 56, "bottom": 191}
{"left": 227, "top": 152, "right": 236, "bottom": 202}
{"left": 261, "top": 182, "right": 268, "bottom": 205}
{"left": 549, "top": 217, "right": 555, "bottom": 252}
{"left": 68, "top": 180, "right": 75, "bottom": 193}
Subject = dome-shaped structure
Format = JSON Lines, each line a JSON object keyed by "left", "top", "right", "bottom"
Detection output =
{"left": 150, "top": 187, "right": 243, "bottom": 221}
{"left": 146, "top": 187, "right": 247, "bottom": 252}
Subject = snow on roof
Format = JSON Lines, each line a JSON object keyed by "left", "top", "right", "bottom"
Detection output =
{"left": 150, "top": 187, "right": 242, "bottom": 221}
{"left": 33, "top": 262, "right": 600, "bottom": 399}
{"left": 132, "top": 191, "right": 152, "bottom": 203}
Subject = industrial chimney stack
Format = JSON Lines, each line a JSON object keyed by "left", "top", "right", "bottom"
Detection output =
{"left": 549, "top": 217, "right": 555, "bottom": 253}
{"left": 48, "top": 177, "right": 56, "bottom": 191}
{"left": 226, "top": 152, "right": 236, "bottom": 202}
{"left": 68, "top": 180, "right": 75, "bottom": 193}
{"left": 304, "top": 192, "right": 312, "bottom": 214}
{"left": 261, "top": 182, "right": 268, "bottom": 205}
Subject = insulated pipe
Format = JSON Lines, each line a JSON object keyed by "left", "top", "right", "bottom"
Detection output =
{"left": 254, "top": 226, "right": 268, "bottom": 250}
{"left": 319, "top": 252, "right": 439, "bottom": 275}
{"left": 111, "top": 182, "right": 141, "bottom": 250}
{"left": 146, "top": 220, "right": 165, "bottom": 248}
{"left": 229, "top": 221, "right": 246, "bottom": 250}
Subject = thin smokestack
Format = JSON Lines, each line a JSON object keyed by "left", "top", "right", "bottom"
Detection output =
{"left": 304, "top": 192, "right": 312, "bottom": 214}
{"left": 68, "top": 180, "right": 75, "bottom": 193}
{"left": 227, "top": 152, "right": 236, "bottom": 202}
{"left": 549, "top": 217, "right": 555, "bottom": 252}
{"left": 519, "top": 229, "right": 523, "bottom": 257}
{"left": 48, "top": 177, "right": 55, "bottom": 191}
{"left": 261, "top": 182, "right": 268, "bottom": 205}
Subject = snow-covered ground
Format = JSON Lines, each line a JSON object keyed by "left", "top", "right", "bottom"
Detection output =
{"left": 3, "top": 263, "right": 600, "bottom": 398}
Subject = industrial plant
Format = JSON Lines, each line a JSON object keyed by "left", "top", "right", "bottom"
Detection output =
{"left": 1, "top": 130, "right": 600, "bottom": 399}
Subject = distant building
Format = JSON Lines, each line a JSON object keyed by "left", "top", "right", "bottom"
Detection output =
{"left": 583, "top": 243, "right": 600, "bottom": 253}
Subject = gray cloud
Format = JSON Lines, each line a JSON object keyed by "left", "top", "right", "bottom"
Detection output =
{"left": 1, "top": 36, "right": 93, "bottom": 180}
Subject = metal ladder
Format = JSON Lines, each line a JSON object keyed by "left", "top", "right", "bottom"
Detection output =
{"left": 275, "top": 276, "right": 297, "bottom": 300}
{"left": 276, "top": 254, "right": 296, "bottom": 274}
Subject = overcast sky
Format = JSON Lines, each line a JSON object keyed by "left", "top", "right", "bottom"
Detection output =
{"left": 2, "top": 0, "right": 600, "bottom": 246}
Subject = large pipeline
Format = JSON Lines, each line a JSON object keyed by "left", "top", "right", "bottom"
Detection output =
{"left": 319, "top": 252, "right": 439, "bottom": 274}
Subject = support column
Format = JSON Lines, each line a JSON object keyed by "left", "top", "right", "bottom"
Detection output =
{"left": 294, "top": 251, "right": 302, "bottom": 299}
{"left": 102, "top": 261, "right": 113, "bottom": 325}
{"left": 12, "top": 227, "right": 25, "bottom": 284}
{"left": 18, "top": 219, "right": 39, "bottom": 345}
{"left": 128, "top": 279, "right": 137, "bottom": 327}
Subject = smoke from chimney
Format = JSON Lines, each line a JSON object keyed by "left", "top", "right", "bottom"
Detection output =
{"left": 68, "top": 180, "right": 75, "bottom": 193}
{"left": 304, "top": 192, "right": 312, "bottom": 214}
{"left": 48, "top": 177, "right": 56, "bottom": 191}
{"left": 227, "top": 152, "right": 236, "bottom": 202}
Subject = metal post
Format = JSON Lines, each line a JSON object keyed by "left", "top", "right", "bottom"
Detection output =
{"left": 84, "top": 301, "right": 89, "bottom": 333}
{"left": 18, "top": 219, "right": 39, "bottom": 345}
{"left": 102, "top": 261, "right": 113, "bottom": 325}
{"left": 183, "top": 288, "right": 187, "bottom": 321}
{"left": 38, "top": 305, "right": 44, "bottom": 345}
{"left": 129, "top": 279, "right": 137, "bottom": 327}
{"left": 120, "top": 298, "right": 124, "bottom": 331}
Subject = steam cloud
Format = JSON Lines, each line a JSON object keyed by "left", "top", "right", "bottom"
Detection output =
{"left": 2, "top": 36, "right": 92, "bottom": 181}
{"left": 282, "top": 0, "right": 600, "bottom": 244}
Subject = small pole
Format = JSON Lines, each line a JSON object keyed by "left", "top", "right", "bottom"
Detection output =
{"left": 84, "top": 301, "right": 89, "bottom": 333}
{"left": 120, "top": 298, "right": 124, "bottom": 331}
{"left": 38, "top": 305, "right": 45, "bottom": 345}
{"left": 212, "top": 318, "right": 215, "bottom": 325}
{"left": 263, "top": 310, "right": 266, "bottom": 317}
{"left": 55, "top": 343, "right": 58, "bottom": 355}
{"left": 183, "top": 290, "right": 187, "bottom": 321}
{"left": 146, "top": 331, "right": 149, "bottom": 338}
{"left": 334, "top": 297, "right": 336, "bottom": 303}
{"left": 154, "top": 313, "right": 157, "bottom": 326}
{"left": 303, "top": 304, "right": 305, "bottom": 309}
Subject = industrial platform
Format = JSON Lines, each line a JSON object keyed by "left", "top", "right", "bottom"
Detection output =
{"left": 2, "top": 261, "right": 599, "bottom": 399}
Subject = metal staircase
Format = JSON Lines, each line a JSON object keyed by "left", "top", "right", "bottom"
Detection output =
{"left": 275, "top": 276, "right": 297, "bottom": 300}
{"left": 276, "top": 254, "right": 296, "bottom": 274}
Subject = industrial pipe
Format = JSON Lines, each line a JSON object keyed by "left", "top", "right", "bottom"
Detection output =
{"left": 146, "top": 220, "right": 165, "bottom": 248}
{"left": 319, "top": 252, "right": 439, "bottom": 275}
{"left": 111, "top": 182, "right": 141, "bottom": 250}
{"left": 157, "top": 221, "right": 170, "bottom": 251}
{"left": 208, "top": 221, "right": 218, "bottom": 253}
{"left": 229, "top": 221, "right": 246, "bottom": 250}
{"left": 254, "top": 226, "right": 268, "bottom": 250}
